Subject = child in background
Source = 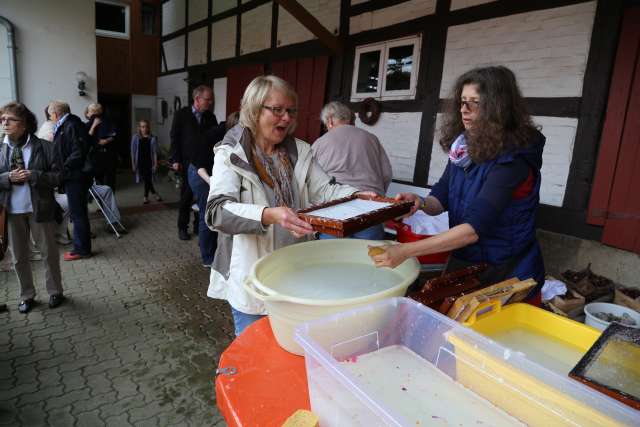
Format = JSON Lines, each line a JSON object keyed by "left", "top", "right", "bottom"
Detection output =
{"left": 131, "top": 120, "right": 162, "bottom": 204}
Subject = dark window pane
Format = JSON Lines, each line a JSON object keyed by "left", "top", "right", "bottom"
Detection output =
{"left": 142, "top": 4, "right": 155, "bottom": 35}
{"left": 385, "top": 44, "right": 414, "bottom": 91}
{"left": 96, "top": 2, "right": 126, "bottom": 33}
{"left": 356, "top": 50, "right": 381, "bottom": 93}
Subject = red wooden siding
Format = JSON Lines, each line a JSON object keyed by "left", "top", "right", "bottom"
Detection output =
{"left": 587, "top": 7, "right": 640, "bottom": 253}
{"left": 272, "top": 56, "right": 329, "bottom": 143}
{"left": 226, "top": 63, "right": 265, "bottom": 116}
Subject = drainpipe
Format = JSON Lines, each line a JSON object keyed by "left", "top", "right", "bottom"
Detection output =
{"left": 0, "top": 16, "right": 18, "bottom": 102}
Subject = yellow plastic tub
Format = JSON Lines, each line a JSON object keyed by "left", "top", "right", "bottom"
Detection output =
{"left": 448, "top": 303, "right": 629, "bottom": 427}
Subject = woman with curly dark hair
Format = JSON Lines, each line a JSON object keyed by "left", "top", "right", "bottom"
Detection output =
{"left": 371, "top": 66, "right": 546, "bottom": 301}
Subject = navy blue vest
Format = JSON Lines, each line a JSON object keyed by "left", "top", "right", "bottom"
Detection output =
{"left": 447, "top": 149, "right": 545, "bottom": 287}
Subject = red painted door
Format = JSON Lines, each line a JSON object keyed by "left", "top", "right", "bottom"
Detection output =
{"left": 272, "top": 56, "right": 329, "bottom": 143}
{"left": 587, "top": 7, "right": 640, "bottom": 253}
{"left": 226, "top": 63, "right": 265, "bottom": 116}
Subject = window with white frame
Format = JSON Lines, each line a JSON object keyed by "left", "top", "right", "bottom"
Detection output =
{"left": 96, "top": 0, "right": 130, "bottom": 39}
{"left": 351, "top": 35, "right": 421, "bottom": 101}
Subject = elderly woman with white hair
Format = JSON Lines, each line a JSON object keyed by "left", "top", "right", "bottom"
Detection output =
{"left": 205, "top": 75, "right": 374, "bottom": 335}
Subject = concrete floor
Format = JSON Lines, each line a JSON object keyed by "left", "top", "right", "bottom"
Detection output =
{"left": 0, "top": 171, "right": 234, "bottom": 426}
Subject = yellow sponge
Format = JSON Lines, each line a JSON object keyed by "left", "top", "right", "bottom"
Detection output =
{"left": 282, "top": 409, "right": 319, "bottom": 427}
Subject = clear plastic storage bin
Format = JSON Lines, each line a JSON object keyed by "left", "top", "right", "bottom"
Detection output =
{"left": 294, "top": 297, "right": 640, "bottom": 427}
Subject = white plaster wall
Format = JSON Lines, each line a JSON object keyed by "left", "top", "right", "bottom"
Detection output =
{"left": 212, "top": 16, "right": 236, "bottom": 61}
{"left": 428, "top": 114, "right": 578, "bottom": 207}
{"left": 277, "top": 0, "right": 340, "bottom": 47}
{"left": 0, "top": 0, "right": 97, "bottom": 123}
{"left": 131, "top": 94, "right": 156, "bottom": 137}
{"left": 241, "top": 3, "right": 272, "bottom": 55}
{"left": 164, "top": 36, "right": 185, "bottom": 71}
{"left": 534, "top": 116, "right": 578, "bottom": 207}
{"left": 187, "top": 27, "right": 208, "bottom": 66}
{"left": 350, "top": 0, "right": 436, "bottom": 34}
{"left": 188, "top": 0, "right": 208, "bottom": 24}
{"left": 213, "top": 77, "right": 227, "bottom": 122}
{"left": 0, "top": 26, "right": 14, "bottom": 106}
{"left": 450, "top": 0, "right": 496, "bottom": 11}
{"left": 428, "top": 113, "right": 448, "bottom": 186}
{"left": 355, "top": 112, "right": 422, "bottom": 182}
{"left": 162, "top": 0, "right": 186, "bottom": 35}
{"left": 156, "top": 72, "right": 188, "bottom": 151}
{"left": 213, "top": 0, "right": 237, "bottom": 15}
{"left": 440, "top": 2, "right": 596, "bottom": 97}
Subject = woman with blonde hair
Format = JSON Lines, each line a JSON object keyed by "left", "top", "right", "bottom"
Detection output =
{"left": 131, "top": 119, "right": 162, "bottom": 204}
{"left": 204, "top": 75, "right": 375, "bottom": 335}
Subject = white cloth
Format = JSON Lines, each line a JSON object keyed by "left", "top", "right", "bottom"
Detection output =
{"left": 541, "top": 279, "right": 567, "bottom": 302}
{"left": 3, "top": 134, "right": 33, "bottom": 214}
{"left": 36, "top": 120, "right": 55, "bottom": 142}
{"left": 402, "top": 209, "right": 449, "bottom": 235}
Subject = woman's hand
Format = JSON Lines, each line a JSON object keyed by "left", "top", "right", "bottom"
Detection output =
{"left": 262, "top": 207, "right": 314, "bottom": 237}
{"left": 9, "top": 168, "right": 29, "bottom": 184}
{"left": 369, "top": 243, "right": 409, "bottom": 269}
{"left": 395, "top": 192, "right": 421, "bottom": 215}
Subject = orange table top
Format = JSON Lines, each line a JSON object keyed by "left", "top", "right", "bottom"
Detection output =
{"left": 215, "top": 317, "right": 310, "bottom": 427}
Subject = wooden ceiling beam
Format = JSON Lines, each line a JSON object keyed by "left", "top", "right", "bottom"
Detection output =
{"left": 274, "top": 0, "right": 343, "bottom": 55}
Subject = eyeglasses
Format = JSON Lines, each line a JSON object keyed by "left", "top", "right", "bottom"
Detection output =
{"left": 0, "top": 117, "right": 21, "bottom": 124}
{"left": 460, "top": 100, "right": 480, "bottom": 112}
{"left": 262, "top": 105, "right": 298, "bottom": 117}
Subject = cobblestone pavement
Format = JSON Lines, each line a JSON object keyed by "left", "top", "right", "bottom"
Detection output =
{"left": 0, "top": 205, "right": 235, "bottom": 426}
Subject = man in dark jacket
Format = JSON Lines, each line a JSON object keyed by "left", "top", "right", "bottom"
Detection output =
{"left": 170, "top": 85, "right": 218, "bottom": 240}
{"left": 49, "top": 101, "right": 93, "bottom": 261}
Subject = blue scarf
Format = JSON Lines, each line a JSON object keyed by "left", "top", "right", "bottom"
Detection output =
{"left": 449, "top": 133, "right": 472, "bottom": 169}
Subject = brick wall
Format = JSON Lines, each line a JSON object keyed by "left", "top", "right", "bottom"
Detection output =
{"left": 440, "top": 1, "right": 596, "bottom": 98}
{"left": 212, "top": 17, "right": 237, "bottom": 61}
{"left": 277, "top": 0, "right": 340, "bottom": 48}
{"left": 355, "top": 112, "right": 423, "bottom": 182}
{"left": 241, "top": 3, "right": 272, "bottom": 55}
{"left": 350, "top": 0, "right": 436, "bottom": 35}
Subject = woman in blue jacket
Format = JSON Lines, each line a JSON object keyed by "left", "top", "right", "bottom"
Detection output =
{"left": 371, "top": 66, "right": 545, "bottom": 299}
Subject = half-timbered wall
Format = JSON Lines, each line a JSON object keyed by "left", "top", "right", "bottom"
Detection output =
{"left": 158, "top": 0, "right": 627, "bottom": 243}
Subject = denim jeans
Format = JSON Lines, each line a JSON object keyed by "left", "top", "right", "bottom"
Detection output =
{"left": 319, "top": 224, "right": 385, "bottom": 240}
{"left": 230, "top": 307, "right": 265, "bottom": 336}
{"left": 187, "top": 165, "right": 217, "bottom": 265}
{"left": 65, "top": 178, "right": 92, "bottom": 255}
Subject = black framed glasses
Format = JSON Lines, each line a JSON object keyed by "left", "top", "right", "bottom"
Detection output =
{"left": 262, "top": 105, "right": 298, "bottom": 117}
{"left": 0, "top": 117, "right": 21, "bottom": 124}
{"left": 460, "top": 100, "right": 480, "bottom": 112}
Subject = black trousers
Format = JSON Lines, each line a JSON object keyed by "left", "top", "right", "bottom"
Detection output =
{"left": 94, "top": 150, "right": 116, "bottom": 192}
{"left": 178, "top": 167, "right": 196, "bottom": 231}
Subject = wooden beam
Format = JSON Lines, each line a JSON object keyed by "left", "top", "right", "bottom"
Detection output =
{"left": 274, "top": 0, "right": 342, "bottom": 55}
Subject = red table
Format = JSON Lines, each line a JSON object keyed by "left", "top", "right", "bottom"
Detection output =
{"left": 215, "top": 317, "right": 311, "bottom": 426}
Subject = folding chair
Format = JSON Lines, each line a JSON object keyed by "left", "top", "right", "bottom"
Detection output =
{"left": 89, "top": 183, "right": 127, "bottom": 238}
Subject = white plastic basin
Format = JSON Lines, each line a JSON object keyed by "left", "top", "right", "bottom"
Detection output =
{"left": 244, "top": 239, "right": 419, "bottom": 355}
{"left": 584, "top": 302, "right": 640, "bottom": 331}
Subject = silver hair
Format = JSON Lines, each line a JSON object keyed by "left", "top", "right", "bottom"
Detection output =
{"left": 239, "top": 75, "right": 298, "bottom": 137}
{"left": 48, "top": 100, "right": 70, "bottom": 116}
{"left": 320, "top": 101, "right": 354, "bottom": 126}
{"left": 192, "top": 85, "right": 212, "bottom": 100}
